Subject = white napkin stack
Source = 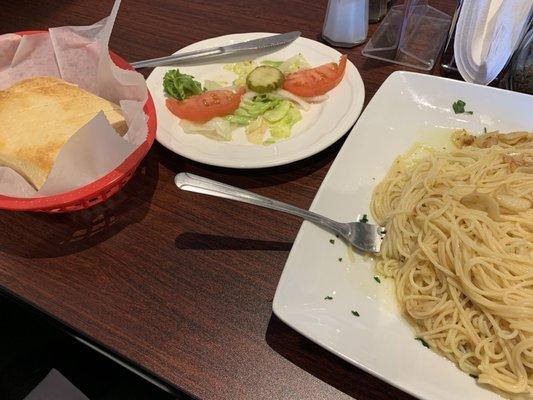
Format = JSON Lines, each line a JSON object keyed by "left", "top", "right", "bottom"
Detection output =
{"left": 454, "top": 0, "right": 533, "bottom": 85}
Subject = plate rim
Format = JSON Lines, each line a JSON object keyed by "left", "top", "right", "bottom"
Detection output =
{"left": 271, "top": 71, "right": 422, "bottom": 400}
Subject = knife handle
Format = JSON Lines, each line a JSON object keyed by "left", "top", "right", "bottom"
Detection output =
{"left": 131, "top": 46, "right": 223, "bottom": 69}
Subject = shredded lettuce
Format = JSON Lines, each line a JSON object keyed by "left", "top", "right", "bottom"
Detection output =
{"left": 226, "top": 93, "right": 301, "bottom": 145}
{"left": 226, "top": 93, "right": 282, "bottom": 125}
{"left": 261, "top": 60, "right": 283, "bottom": 67}
{"left": 245, "top": 117, "right": 268, "bottom": 144}
{"left": 163, "top": 69, "right": 204, "bottom": 100}
{"left": 278, "top": 54, "right": 310, "bottom": 75}
{"left": 180, "top": 117, "right": 234, "bottom": 141}
{"left": 263, "top": 100, "right": 290, "bottom": 122}
{"left": 204, "top": 80, "right": 227, "bottom": 91}
{"left": 268, "top": 106, "right": 302, "bottom": 140}
{"left": 223, "top": 61, "right": 257, "bottom": 86}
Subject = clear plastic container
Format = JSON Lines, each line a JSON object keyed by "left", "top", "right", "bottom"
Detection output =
{"left": 362, "top": 0, "right": 451, "bottom": 70}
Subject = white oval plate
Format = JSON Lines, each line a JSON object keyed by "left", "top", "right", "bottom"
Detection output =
{"left": 146, "top": 32, "right": 365, "bottom": 168}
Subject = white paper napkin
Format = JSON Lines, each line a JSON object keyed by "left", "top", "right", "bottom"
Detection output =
{"left": 454, "top": 0, "right": 533, "bottom": 85}
{"left": 0, "top": 0, "right": 148, "bottom": 197}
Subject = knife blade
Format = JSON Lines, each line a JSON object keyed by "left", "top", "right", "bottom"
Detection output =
{"left": 132, "top": 31, "right": 301, "bottom": 69}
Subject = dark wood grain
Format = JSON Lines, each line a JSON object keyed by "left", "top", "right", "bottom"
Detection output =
{"left": 0, "top": 1, "right": 458, "bottom": 399}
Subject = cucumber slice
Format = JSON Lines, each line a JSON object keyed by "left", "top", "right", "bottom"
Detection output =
{"left": 263, "top": 100, "right": 290, "bottom": 123}
{"left": 246, "top": 66, "right": 284, "bottom": 93}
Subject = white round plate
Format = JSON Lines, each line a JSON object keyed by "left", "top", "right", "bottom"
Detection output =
{"left": 146, "top": 32, "right": 365, "bottom": 168}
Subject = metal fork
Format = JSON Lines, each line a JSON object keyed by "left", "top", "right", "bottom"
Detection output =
{"left": 174, "top": 173, "right": 386, "bottom": 254}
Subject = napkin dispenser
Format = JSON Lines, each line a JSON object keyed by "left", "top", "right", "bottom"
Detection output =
{"left": 362, "top": 0, "right": 451, "bottom": 70}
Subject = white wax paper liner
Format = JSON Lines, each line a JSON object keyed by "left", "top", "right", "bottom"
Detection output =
{"left": 0, "top": 0, "right": 149, "bottom": 198}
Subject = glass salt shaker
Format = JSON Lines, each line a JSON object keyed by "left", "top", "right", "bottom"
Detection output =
{"left": 322, "top": 0, "right": 369, "bottom": 47}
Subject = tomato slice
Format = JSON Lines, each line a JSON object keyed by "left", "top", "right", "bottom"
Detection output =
{"left": 166, "top": 88, "right": 245, "bottom": 123}
{"left": 282, "top": 55, "right": 347, "bottom": 97}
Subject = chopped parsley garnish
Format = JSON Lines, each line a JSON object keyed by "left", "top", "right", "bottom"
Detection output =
{"left": 324, "top": 295, "right": 333, "bottom": 300}
{"left": 469, "top": 374, "right": 479, "bottom": 380}
{"left": 351, "top": 310, "right": 360, "bottom": 317}
{"left": 373, "top": 276, "right": 381, "bottom": 283}
{"left": 452, "top": 99, "right": 473, "bottom": 115}
{"left": 360, "top": 214, "right": 368, "bottom": 223}
{"left": 415, "top": 337, "right": 430, "bottom": 348}
{"left": 338, "top": 257, "right": 343, "bottom": 262}
{"left": 329, "top": 239, "right": 335, "bottom": 244}
{"left": 335, "top": 234, "right": 339, "bottom": 238}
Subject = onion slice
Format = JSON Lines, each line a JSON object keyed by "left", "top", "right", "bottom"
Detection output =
{"left": 276, "top": 89, "right": 310, "bottom": 111}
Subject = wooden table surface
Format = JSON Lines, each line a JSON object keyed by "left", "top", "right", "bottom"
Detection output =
{"left": 0, "top": 1, "right": 457, "bottom": 399}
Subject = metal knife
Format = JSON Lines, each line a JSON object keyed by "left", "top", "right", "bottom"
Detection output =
{"left": 131, "top": 31, "right": 301, "bottom": 69}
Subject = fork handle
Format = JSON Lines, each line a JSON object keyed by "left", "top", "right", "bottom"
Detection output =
{"left": 174, "top": 173, "right": 350, "bottom": 237}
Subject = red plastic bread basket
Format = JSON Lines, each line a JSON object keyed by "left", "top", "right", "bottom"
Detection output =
{"left": 0, "top": 31, "right": 157, "bottom": 212}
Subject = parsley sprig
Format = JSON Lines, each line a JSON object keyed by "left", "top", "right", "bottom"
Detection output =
{"left": 452, "top": 99, "right": 473, "bottom": 115}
